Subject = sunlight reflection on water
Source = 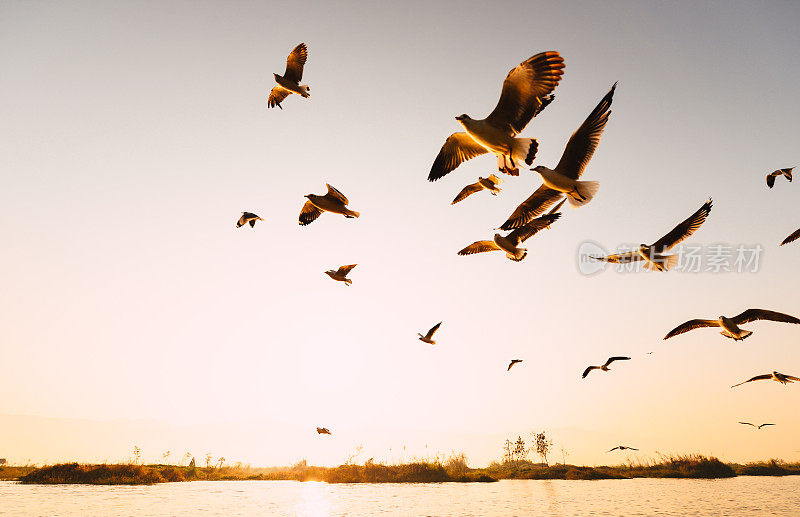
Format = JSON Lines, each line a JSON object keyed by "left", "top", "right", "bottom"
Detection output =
{"left": 2, "top": 477, "right": 800, "bottom": 516}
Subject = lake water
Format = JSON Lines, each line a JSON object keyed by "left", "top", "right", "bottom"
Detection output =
{"left": 2, "top": 477, "right": 799, "bottom": 516}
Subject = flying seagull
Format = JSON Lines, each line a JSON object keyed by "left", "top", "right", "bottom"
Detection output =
{"left": 452, "top": 175, "right": 504, "bottom": 204}
{"left": 608, "top": 446, "right": 638, "bottom": 452}
{"left": 590, "top": 198, "right": 712, "bottom": 272}
{"left": 325, "top": 264, "right": 357, "bottom": 286}
{"left": 299, "top": 184, "right": 360, "bottom": 226}
{"left": 582, "top": 356, "right": 630, "bottom": 378}
{"left": 236, "top": 212, "right": 263, "bottom": 228}
{"left": 458, "top": 212, "right": 561, "bottom": 262}
{"left": 268, "top": 43, "right": 310, "bottom": 109}
{"left": 738, "top": 422, "right": 775, "bottom": 430}
{"left": 731, "top": 371, "right": 800, "bottom": 388}
{"left": 507, "top": 359, "right": 523, "bottom": 371}
{"left": 428, "top": 51, "right": 565, "bottom": 181}
{"left": 780, "top": 228, "right": 800, "bottom": 246}
{"left": 316, "top": 427, "right": 332, "bottom": 435}
{"left": 766, "top": 167, "right": 793, "bottom": 188}
{"left": 664, "top": 308, "right": 800, "bottom": 341}
{"left": 500, "top": 83, "right": 616, "bottom": 230}
{"left": 418, "top": 322, "right": 441, "bottom": 345}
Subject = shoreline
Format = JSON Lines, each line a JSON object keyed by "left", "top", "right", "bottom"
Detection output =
{"left": 6, "top": 456, "right": 800, "bottom": 485}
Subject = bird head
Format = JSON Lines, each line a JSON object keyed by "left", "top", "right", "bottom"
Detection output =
{"left": 455, "top": 114, "right": 470, "bottom": 122}
{"left": 638, "top": 244, "right": 650, "bottom": 255}
{"left": 531, "top": 166, "right": 546, "bottom": 174}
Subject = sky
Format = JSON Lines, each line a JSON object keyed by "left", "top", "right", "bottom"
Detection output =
{"left": 1, "top": 0, "right": 800, "bottom": 468}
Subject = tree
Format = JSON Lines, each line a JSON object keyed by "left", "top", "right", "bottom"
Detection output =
{"left": 183, "top": 452, "right": 192, "bottom": 466}
{"left": 205, "top": 453, "right": 213, "bottom": 468}
{"left": 513, "top": 436, "right": 529, "bottom": 463}
{"left": 217, "top": 457, "right": 226, "bottom": 469}
{"left": 132, "top": 446, "right": 142, "bottom": 465}
{"left": 503, "top": 439, "right": 514, "bottom": 464}
{"left": 560, "top": 446, "right": 569, "bottom": 465}
{"left": 162, "top": 450, "right": 171, "bottom": 464}
{"left": 533, "top": 432, "right": 553, "bottom": 466}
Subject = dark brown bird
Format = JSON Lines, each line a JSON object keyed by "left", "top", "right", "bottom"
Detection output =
{"left": 780, "top": 228, "right": 800, "bottom": 246}
{"left": 236, "top": 212, "right": 263, "bottom": 228}
{"left": 316, "top": 427, "right": 332, "bottom": 435}
{"left": 738, "top": 422, "right": 775, "bottom": 430}
{"left": 766, "top": 167, "right": 793, "bottom": 188}
{"left": 608, "top": 445, "right": 638, "bottom": 452}
{"left": 731, "top": 371, "right": 800, "bottom": 388}
{"left": 507, "top": 359, "right": 523, "bottom": 371}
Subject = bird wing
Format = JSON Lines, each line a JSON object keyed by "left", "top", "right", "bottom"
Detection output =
{"left": 283, "top": 43, "right": 308, "bottom": 83}
{"left": 336, "top": 264, "right": 357, "bottom": 276}
{"left": 781, "top": 167, "right": 794, "bottom": 180}
{"left": 268, "top": 86, "right": 291, "bottom": 109}
{"left": 732, "top": 309, "right": 800, "bottom": 325}
{"left": 651, "top": 198, "right": 713, "bottom": 252}
{"left": 507, "top": 213, "right": 561, "bottom": 245}
{"left": 458, "top": 240, "right": 501, "bottom": 255}
{"left": 738, "top": 422, "right": 756, "bottom": 427}
{"left": 784, "top": 374, "right": 800, "bottom": 382}
{"left": 426, "top": 322, "right": 442, "bottom": 339}
{"left": 499, "top": 185, "right": 563, "bottom": 230}
{"left": 582, "top": 366, "right": 599, "bottom": 378}
{"left": 590, "top": 252, "right": 642, "bottom": 264}
{"left": 758, "top": 423, "right": 775, "bottom": 429}
{"left": 486, "top": 174, "right": 503, "bottom": 186}
{"left": 429, "top": 133, "right": 489, "bottom": 181}
{"left": 663, "top": 319, "right": 720, "bottom": 339}
{"left": 604, "top": 356, "right": 631, "bottom": 367}
{"left": 299, "top": 200, "right": 323, "bottom": 226}
{"left": 324, "top": 184, "right": 349, "bottom": 205}
{"left": 607, "top": 446, "right": 620, "bottom": 452}
{"left": 731, "top": 374, "right": 772, "bottom": 388}
{"left": 249, "top": 219, "right": 256, "bottom": 228}
{"left": 236, "top": 214, "right": 248, "bottom": 227}
{"left": 484, "top": 51, "right": 565, "bottom": 135}
{"left": 451, "top": 182, "right": 485, "bottom": 204}
{"left": 766, "top": 171, "right": 777, "bottom": 188}
{"left": 553, "top": 83, "right": 616, "bottom": 179}
{"left": 547, "top": 197, "right": 567, "bottom": 215}
{"left": 781, "top": 228, "right": 800, "bottom": 246}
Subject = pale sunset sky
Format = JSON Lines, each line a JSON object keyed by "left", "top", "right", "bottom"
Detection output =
{"left": 1, "top": 0, "right": 799, "bottom": 467}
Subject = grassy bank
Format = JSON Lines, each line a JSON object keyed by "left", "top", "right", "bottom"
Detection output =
{"left": 0, "top": 466, "right": 37, "bottom": 481}
{"left": 14, "top": 455, "right": 800, "bottom": 485}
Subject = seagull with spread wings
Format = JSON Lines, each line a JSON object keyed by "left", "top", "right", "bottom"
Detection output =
{"left": 268, "top": 43, "right": 310, "bottom": 109}
{"left": 451, "top": 175, "right": 504, "bottom": 204}
{"left": 299, "top": 184, "right": 360, "bottom": 226}
{"left": 507, "top": 359, "right": 523, "bottom": 371}
{"left": 781, "top": 227, "right": 800, "bottom": 246}
{"left": 738, "top": 422, "right": 775, "bottom": 430}
{"left": 731, "top": 371, "right": 800, "bottom": 388}
{"left": 500, "top": 83, "right": 616, "bottom": 230}
{"left": 316, "top": 427, "right": 332, "bottom": 435}
{"left": 582, "top": 356, "right": 630, "bottom": 378}
{"left": 325, "top": 264, "right": 357, "bottom": 286}
{"left": 608, "top": 445, "right": 638, "bottom": 452}
{"left": 766, "top": 167, "right": 793, "bottom": 188}
{"left": 418, "top": 322, "right": 442, "bottom": 345}
{"left": 458, "top": 212, "right": 561, "bottom": 262}
{"left": 664, "top": 308, "right": 800, "bottom": 341}
{"left": 236, "top": 212, "right": 263, "bottom": 228}
{"left": 590, "top": 198, "right": 712, "bottom": 272}
{"left": 428, "top": 52, "right": 564, "bottom": 181}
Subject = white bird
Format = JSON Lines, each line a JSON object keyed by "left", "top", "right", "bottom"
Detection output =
{"left": 236, "top": 212, "right": 263, "bottom": 228}
{"left": 731, "top": 371, "right": 800, "bottom": 388}
{"left": 507, "top": 359, "right": 523, "bottom": 371}
{"left": 766, "top": 167, "right": 793, "bottom": 188}
{"left": 608, "top": 445, "right": 638, "bottom": 452}
{"left": 738, "top": 422, "right": 775, "bottom": 430}
{"left": 590, "top": 198, "right": 712, "bottom": 272}
{"left": 451, "top": 175, "right": 504, "bottom": 204}
{"left": 299, "top": 184, "right": 360, "bottom": 226}
{"left": 582, "top": 356, "right": 630, "bottom": 378}
{"left": 418, "top": 322, "right": 441, "bottom": 345}
{"left": 664, "top": 308, "right": 800, "bottom": 341}
{"left": 458, "top": 212, "right": 561, "bottom": 262}
{"left": 325, "top": 264, "right": 357, "bottom": 286}
{"left": 428, "top": 52, "right": 565, "bottom": 181}
{"left": 268, "top": 43, "right": 310, "bottom": 109}
{"left": 500, "top": 83, "right": 615, "bottom": 229}
{"left": 781, "top": 227, "right": 800, "bottom": 246}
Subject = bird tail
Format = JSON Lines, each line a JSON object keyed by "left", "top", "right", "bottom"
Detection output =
{"left": 506, "top": 248, "right": 528, "bottom": 262}
{"left": 720, "top": 329, "right": 752, "bottom": 340}
{"left": 565, "top": 181, "right": 599, "bottom": 208}
{"left": 511, "top": 138, "right": 539, "bottom": 167}
{"left": 300, "top": 85, "right": 310, "bottom": 98}
{"left": 344, "top": 209, "right": 360, "bottom": 219}
{"left": 643, "top": 254, "right": 678, "bottom": 272}
{"left": 344, "top": 278, "right": 352, "bottom": 286}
